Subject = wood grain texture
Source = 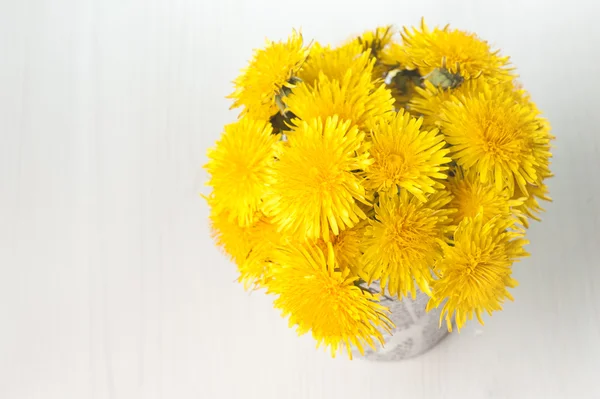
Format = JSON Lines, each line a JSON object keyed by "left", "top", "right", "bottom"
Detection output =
{"left": 1, "top": 0, "right": 599, "bottom": 398}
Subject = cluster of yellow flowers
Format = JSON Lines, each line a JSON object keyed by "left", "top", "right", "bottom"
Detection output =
{"left": 204, "top": 20, "right": 554, "bottom": 359}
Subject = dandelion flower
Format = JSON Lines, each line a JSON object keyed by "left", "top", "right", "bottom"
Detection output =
{"left": 354, "top": 25, "right": 396, "bottom": 88}
{"left": 427, "top": 214, "right": 529, "bottom": 331}
{"left": 410, "top": 78, "right": 500, "bottom": 129}
{"left": 229, "top": 30, "right": 309, "bottom": 120}
{"left": 386, "top": 18, "right": 513, "bottom": 81}
{"left": 512, "top": 181, "right": 552, "bottom": 228}
{"left": 315, "top": 221, "right": 367, "bottom": 274}
{"left": 515, "top": 85, "right": 556, "bottom": 167}
{"left": 263, "top": 116, "right": 372, "bottom": 240}
{"left": 204, "top": 117, "right": 278, "bottom": 227}
{"left": 208, "top": 208, "right": 256, "bottom": 264}
{"left": 267, "top": 243, "right": 393, "bottom": 358}
{"left": 299, "top": 41, "right": 374, "bottom": 87}
{"left": 285, "top": 69, "right": 394, "bottom": 132}
{"left": 440, "top": 81, "right": 546, "bottom": 194}
{"left": 380, "top": 39, "right": 409, "bottom": 68}
{"left": 409, "top": 82, "right": 447, "bottom": 129}
{"left": 412, "top": 78, "right": 555, "bottom": 182}
{"left": 361, "top": 189, "right": 456, "bottom": 298}
{"left": 209, "top": 208, "right": 283, "bottom": 288}
{"left": 447, "top": 167, "right": 523, "bottom": 225}
{"left": 409, "top": 79, "right": 462, "bottom": 129}
{"left": 238, "top": 217, "right": 286, "bottom": 288}
{"left": 530, "top": 116, "right": 554, "bottom": 182}
{"left": 356, "top": 25, "right": 395, "bottom": 57}
{"left": 365, "top": 109, "right": 451, "bottom": 201}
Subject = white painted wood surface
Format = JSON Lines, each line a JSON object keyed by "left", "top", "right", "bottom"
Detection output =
{"left": 1, "top": 0, "right": 599, "bottom": 398}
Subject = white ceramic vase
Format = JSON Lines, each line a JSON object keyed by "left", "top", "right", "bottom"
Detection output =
{"left": 353, "top": 281, "right": 450, "bottom": 361}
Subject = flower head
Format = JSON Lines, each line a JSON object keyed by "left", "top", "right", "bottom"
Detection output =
{"left": 512, "top": 182, "right": 552, "bottom": 228}
{"left": 266, "top": 243, "right": 393, "bottom": 358}
{"left": 427, "top": 214, "right": 529, "bottom": 331}
{"left": 361, "top": 189, "right": 456, "bottom": 298}
{"left": 209, "top": 209, "right": 281, "bottom": 288}
{"left": 384, "top": 19, "right": 513, "bottom": 81}
{"left": 529, "top": 114, "right": 554, "bottom": 183}
{"left": 447, "top": 167, "right": 523, "bottom": 225}
{"left": 285, "top": 68, "right": 394, "bottom": 132}
{"left": 262, "top": 116, "right": 372, "bottom": 240}
{"left": 355, "top": 25, "right": 395, "bottom": 58}
{"left": 412, "top": 79, "right": 554, "bottom": 193}
{"left": 315, "top": 221, "right": 367, "bottom": 274}
{"left": 229, "top": 31, "right": 309, "bottom": 120}
{"left": 365, "top": 110, "right": 451, "bottom": 201}
{"left": 298, "top": 41, "right": 374, "bottom": 87}
{"left": 409, "top": 79, "right": 463, "bottom": 129}
{"left": 440, "top": 81, "right": 547, "bottom": 194}
{"left": 237, "top": 218, "right": 285, "bottom": 288}
{"left": 204, "top": 117, "right": 277, "bottom": 227}
{"left": 208, "top": 208, "right": 256, "bottom": 264}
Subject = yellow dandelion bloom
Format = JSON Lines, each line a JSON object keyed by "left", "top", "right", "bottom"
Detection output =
{"left": 285, "top": 69, "right": 395, "bottom": 132}
{"left": 263, "top": 116, "right": 372, "bottom": 240}
{"left": 380, "top": 37, "right": 408, "bottom": 67}
{"left": 229, "top": 30, "right": 309, "bottom": 120}
{"left": 427, "top": 214, "right": 529, "bottom": 331}
{"left": 530, "top": 117, "right": 554, "bottom": 182}
{"left": 409, "top": 79, "right": 458, "bottom": 129}
{"left": 209, "top": 208, "right": 282, "bottom": 288}
{"left": 356, "top": 25, "right": 395, "bottom": 58}
{"left": 447, "top": 167, "right": 523, "bottom": 225}
{"left": 237, "top": 217, "right": 285, "bottom": 289}
{"left": 208, "top": 208, "right": 255, "bottom": 264}
{"left": 365, "top": 109, "right": 451, "bottom": 201}
{"left": 354, "top": 26, "right": 397, "bottom": 88}
{"left": 412, "top": 78, "right": 555, "bottom": 182}
{"left": 440, "top": 81, "right": 547, "bottom": 194}
{"left": 361, "top": 189, "right": 456, "bottom": 299}
{"left": 410, "top": 85, "right": 442, "bottom": 128}
{"left": 315, "top": 221, "right": 367, "bottom": 274}
{"left": 204, "top": 117, "right": 278, "bottom": 227}
{"left": 298, "top": 41, "right": 374, "bottom": 87}
{"left": 266, "top": 243, "right": 393, "bottom": 359}
{"left": 387, "top": 19, "right": 513, "bottom": 81}
{"left": 489, "top": 82, "right": 554, "bottom": 186}
{"left": 410, "top": 78, "right": 498, "bottom": 129}
{"left": 512, "top": 181, "right": 552, "bottom": 228}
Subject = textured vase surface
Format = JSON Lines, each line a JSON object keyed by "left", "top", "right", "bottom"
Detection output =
{"left": 353, "top": 281, "right": 450, "bottom": 361}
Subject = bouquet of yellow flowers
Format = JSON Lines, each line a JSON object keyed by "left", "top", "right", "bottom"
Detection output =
{"left": 204, "top": 20, "right": 554, "bottom": 359}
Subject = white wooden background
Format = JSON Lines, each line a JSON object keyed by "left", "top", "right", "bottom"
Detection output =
{"left": 1, "top": 0, "right": 599, "bottom": 398}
